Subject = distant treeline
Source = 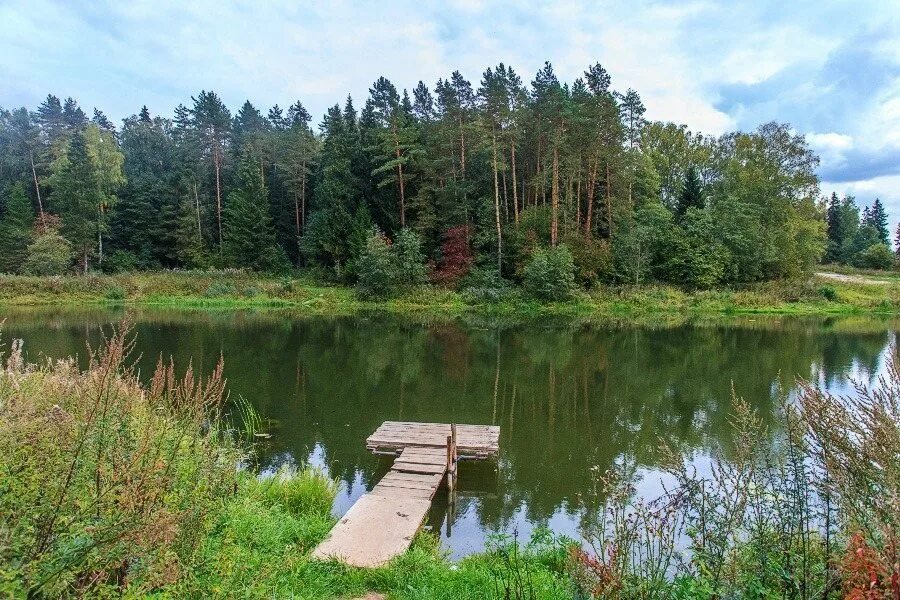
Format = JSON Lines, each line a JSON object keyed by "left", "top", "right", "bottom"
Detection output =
{"left": 0, "top": 61, "right": 894, "bottom": 290}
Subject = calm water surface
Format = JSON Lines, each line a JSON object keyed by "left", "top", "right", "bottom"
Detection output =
{"left": 1, "top": 307, "right": 895, "bottom": 558}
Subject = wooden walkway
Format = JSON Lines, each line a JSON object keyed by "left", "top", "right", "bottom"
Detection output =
{"left": 311, "top": 422, "right": 499, "bottom": 568}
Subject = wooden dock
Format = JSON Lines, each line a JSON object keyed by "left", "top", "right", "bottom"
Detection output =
{"left": 311, "top": 421, "right": 499, "bottom": 568}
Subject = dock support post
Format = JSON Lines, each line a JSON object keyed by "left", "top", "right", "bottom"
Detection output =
{"left": 446, "top": 423, "right": 458, "bottom": 493}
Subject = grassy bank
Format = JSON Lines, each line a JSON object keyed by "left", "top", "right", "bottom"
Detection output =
{"left": 2, "top": 269, "right": 900, "bottom": 316}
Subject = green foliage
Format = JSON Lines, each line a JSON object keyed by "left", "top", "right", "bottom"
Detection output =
{"left": 663, "top": 208, "right": 728, "bottom": 289}
{"left": 104, "top": 285, "right": 125, "bottom": 301}
{"left": 614, "top": 201, "right": 672, "bottom": 284}
{"left": 563, "top": 232, "right": 613, "bottom": 285}
{"left": 356, "top": 228, "right": 400, "bottom": 299}
{"left": 22, "top": 229, "right": 72, "bottom": 275}
{"left": 462, "top": 265, "right": 514, "bottom": 303}
{"left": 0, "top": 66, "right": 879, "bottom": 294}
{"left": 856, "top": 243, "right": 895, "bottom": 270}
{"left": 103, "top": 249, "right": 141, "bottom": 273}
{"left": 223, "top": 150, "right": 290, "bottom": 273}
{"left": 523, "top": 245, "right": 576, "bottom": 301}
{"left": 203, "top": 281, "right": 237, "bottom": 298}
{"left": 0, "top": 323, "right": 240, "bottom": 597}
{"left": 394, "top": 227, "right": 428, "bottom": 285}
{"left": 818, "top": 285, "right": 838, "bottom": 301}
{"left": 674, "top": 165, "right": 703, "bottom": 218}
{"left": 0, "top": 184, "right": 34, "bottom": 273}
{"left": 240, "top": 465, "right": 336, "bottom": 519}
{"left": 49, "top": 130, "right": 102, "bottom": 270}
{"left": 355, "top": 227, "right": 429, "bottom": 299}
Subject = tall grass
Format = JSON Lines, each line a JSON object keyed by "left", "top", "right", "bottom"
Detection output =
{"left": 570, "top": 365, "right": 900, "bottom": 599}
{"left": 0, "top": 318, "right": 242, "bottom": 596}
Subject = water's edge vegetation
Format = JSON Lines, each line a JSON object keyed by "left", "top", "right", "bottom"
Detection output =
{"left": 2, "top": 319, "right": 898, "bottom": 598}
{"left": 2, "top": 270, "right": 900, "bottom": 317}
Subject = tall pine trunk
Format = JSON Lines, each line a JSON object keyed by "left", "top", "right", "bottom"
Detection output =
{"left": 551, "top": 144, "right": 559, "bottom": 247}
{"left": 214, "top": 143, "right": 223, "bottom": 250}
{"left": 391, "top": 124, "right": 406, "bottom": 228}
{"left": 492, "top": 128, "right": 502, "bottom": 271}
{"left": 510, "top": 141, "right": 519, "bottom": 225}
{"left": 30, "top": 151, "right": 46, "bottom": 229}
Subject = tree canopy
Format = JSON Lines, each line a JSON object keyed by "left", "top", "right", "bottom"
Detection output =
{"left": 0, "top": 60, "right": 887, "bottom": 283}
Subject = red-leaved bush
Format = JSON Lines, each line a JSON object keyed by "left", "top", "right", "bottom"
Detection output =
{"left": 431, "top": 225, "right": 473, "bottom": 287}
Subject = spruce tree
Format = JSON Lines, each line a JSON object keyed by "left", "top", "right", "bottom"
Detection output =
{"left": 223, "top": 149, "right": 287, "bottom": 272}
{"left": 0, "top": 184, "right": 34, "bottom": 273}
{"left": 868, "top": 198, "right": 889, "bottom": 245}
{"left": 50, "top": 130, "right": 101, "bottom": 272}
{"left": 675, "top": 166, "right": 703, "bottom": 219}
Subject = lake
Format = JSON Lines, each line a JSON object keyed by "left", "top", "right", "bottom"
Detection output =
{"left": 1, "top": 307, "right": 894, "bottom": 558}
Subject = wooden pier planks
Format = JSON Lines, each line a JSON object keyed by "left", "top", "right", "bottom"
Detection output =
{"left": 366, "top": 421, "right": 500, "bottom": 458}
{"left": 312, "top": 421, "right": 499, "bottom": 568}
{"left": 310, "top": 493, "right": 432, "bottom": 568}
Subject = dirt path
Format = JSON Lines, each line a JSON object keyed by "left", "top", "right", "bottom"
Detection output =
{"left": 815, "top": 272, "right": 893, "bottom": 285}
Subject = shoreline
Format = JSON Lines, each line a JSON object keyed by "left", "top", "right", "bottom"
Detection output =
{"left": 1, "top": 271, "right": 899, "bottom": 318}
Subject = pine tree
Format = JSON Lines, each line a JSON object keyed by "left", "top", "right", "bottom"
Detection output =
{"left": 62, "top": 97, "right": 87, "bottom": 129}
{"left": 675, "top": 166, "right": 703, "bottom": 219}
{"left": 190, "top": 91, "right": 231, "bottom": 249}
{"left": 223, "top": 149, "right": 287, "bottom": 272}
{"left": 36, "top": 94, "right": 65, "bottom": 142}
{"left": 366, "top": 77, "right": 420, "bottom": 229}
{"left": 92, "top": 108, "right": 115, "bottom": 133}
{"left": 50, "top": 129, "right": 102, "bottom": 272}
{"left": 0, "top": 183, "right": 34, "bottom": 272}
{"left": 868, "top": 198, "right": 889, "bottom": 245}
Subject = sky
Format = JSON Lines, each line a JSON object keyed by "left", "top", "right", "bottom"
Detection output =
{"left": 1, "top": 0, "right": 899, "bottom": 229}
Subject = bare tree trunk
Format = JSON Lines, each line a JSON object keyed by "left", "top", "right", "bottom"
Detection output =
{"left": 393, "top": 126, "right": 406, "bottom": 228}
{"left": 492, "top": 128, "right": 502, "bottom": 271}
{"left": 193, "top": 182, "right": 202, "bottom": 237}
{"left": 30, "top": 151, "right": 46, "bottom": 228}
{"left": 585, "top": 157, "right": 598, "bottom": 236}
{"left": 300, "top": 158, "right": 307, "bottom": 230}
{"left": 605, "top": 162, "right": 613, "bottom": 240}
{"left": 510, "top": 141, "right": 519, "bottom": 225}
{"left": 214, "top": 144, "right": 223, "bottom": 250}
{"left": 551, "top": 145, "right": 559, "bottom": 247}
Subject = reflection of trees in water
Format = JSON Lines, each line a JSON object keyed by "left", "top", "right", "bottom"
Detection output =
{"left": 1, "top": 310, "right": 892, "bottom": 532}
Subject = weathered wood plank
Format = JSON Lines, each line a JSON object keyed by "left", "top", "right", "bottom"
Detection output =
{"left": 391, "top": 461, "right": 447, "bottom": 475}
{"left": 311, "top": 494, "right": 431, "bottom": 568}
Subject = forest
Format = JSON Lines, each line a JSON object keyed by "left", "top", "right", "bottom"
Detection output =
{"left": 0, "top": 61, "right": 895, "bottom": 298}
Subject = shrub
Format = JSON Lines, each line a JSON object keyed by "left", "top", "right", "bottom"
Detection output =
{"left": 523, "top": 245, "right": 576, "bottom": 301}
{"left": 203, "top": 281, "right": 236, "bottom": 298}
{"left": 21, "top": 231, "right": 72, "bottom": 276}
{"left": 462, "top": 265, "right": 514, "bottom": 303}
{"left": 356, "top": 229, "right": 400, "bottom": 299}
{"left": 818, "top": 285, "right": 838, "bottom": 301}
{"left": 563, "top": 233, "right": 613, "bottom": 285}
{"left": 394, "top": 228, "right": 428, "bottom": 286}
{"left": 102, "top": 249, "right": 142, "bottom": 273}
{"left": 856, "top": 243, "right": 895, "bottom": 270}
{"left": 104, "top": 285, "right": 126, "bottom": 301}
{"left": 432, "top": 225, "right": 473, "bottom": 287}
{"left": 570, "top": 357, "right": 900, "bottom": 598}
